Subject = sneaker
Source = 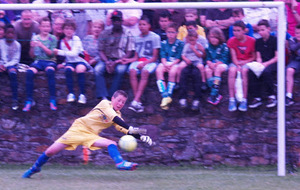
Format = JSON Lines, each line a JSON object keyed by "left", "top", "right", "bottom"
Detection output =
{"left": 49, "top": 99, "right": 57, "bottom": 111}
{"left": 128, "top": 101, "right": 144, "bottom": 113}
{"left": 249, "top": 98, "right": 262, "bottom": 108}
{"left": 228, "top": 99, "right": 237, "bottom": 112}
{"left": 11, "top": 99, "right": 19, "bottom": 110}
{"left": 22, "top": 100, "right": 35, "bottom": 112}
{"left": 191, "top": 100, "right": 200, "bottom": 111}
{"left": 78, "top": 94, "right": 87, "bottom": 104}
{"left": 286, "top": 96, "right": 294, "bottom": 106}
{"left": 201, "top": 83, "right": 208, "bottom": 91}
{"left": 116, "top": 160, "right": 138, "bottom": 171}
{"left": 160, "top": 97, "right": 172, "bottom": 110}
{"left": 67, "top": 93, "right": 76, "bottom": 102}
{"left": 238, "top": 100, "right": 248, "bottom": 112}
{"left": 266, "top": 97, "right": 277, "bottom": 108}
{"left": 179, "top": 99, "right": 187, "bottom": 108}
{"left": 207, "top": 94, "right": 223, "bottom": 105}
{"left": 22, "top": 166, "right": 41, "bottom": 178}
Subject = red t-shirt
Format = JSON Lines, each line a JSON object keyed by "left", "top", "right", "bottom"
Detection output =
{"left": 227, "top": 36, "right": 256, "bottom": 61}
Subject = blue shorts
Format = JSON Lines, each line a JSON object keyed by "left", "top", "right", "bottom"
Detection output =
{"left": 66, "top": 62, "right": 88, "bottom": 70}
{"left": 6, "top": 65, "right": 18, "bottom": 71}
{"left": 287, "top": 60, "right": 300, "bottom": 72}
{"left": 30, "top": 60, "right": 56, "bottom": 71}
{"left": 128, "top": 61, "right": 157, "bottom": 74}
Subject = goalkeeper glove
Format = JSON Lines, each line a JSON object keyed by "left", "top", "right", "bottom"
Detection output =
{"left": 140, "top": 135, "right": 153, "bottom": 146}
{"left": 128, "top": 126, "right": 147, "bottom": 134}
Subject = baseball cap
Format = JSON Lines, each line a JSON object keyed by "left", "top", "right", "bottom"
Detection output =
{"left": 111, "top": 10, "right": 123, "bottom": 20}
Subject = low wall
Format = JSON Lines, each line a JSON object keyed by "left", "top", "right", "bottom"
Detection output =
{"left": 0, "top": 69, "right": 299, "bottom": 168}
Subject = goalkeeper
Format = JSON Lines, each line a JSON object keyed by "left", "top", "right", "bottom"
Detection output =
{"left": 22, "top": 90, "right": 153, "bottom": 178}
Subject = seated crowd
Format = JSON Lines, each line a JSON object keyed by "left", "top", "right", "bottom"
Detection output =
{"left": 0, "top": 0, "right": 299, "bottom": 113}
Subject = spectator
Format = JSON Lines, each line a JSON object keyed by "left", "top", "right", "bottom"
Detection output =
{"left": 13, "top": 10, "right": 40, "bottom": 65}
{"left": 248, "top": 19, "right": 277, "bottom": 109}
{"left": 152, "top": 0, "right": 185, "bottom": 31}
{"left": 106, "top": 0, "right": 142, "bottom": 37}
{"left": 229, "top": 8, "right": 254, "bottom": 38}
{"left": 0, "top": 21, "right": 5, "bottom": 39}
{"left": 13, "top": 0, "right": 31, "bottom": 22}
{"left": 286, "top": 24, "right": 300, "bottom": 106}
{"left": 156, "top": 22, "right": 184, "bottom": 110}
{"left": 153, "top": 10, "right": 171, "bottom": 42}
{"left": 178, "top": 29, "right": 205, "bottom": 111}
{"left": 31, "top": 0, "right": 52, "bottom": 22}
{"left": 86, "top": 0, "right": 106, "bottom": 23}
{"left": 82, "top": 19, "right": 104, "bottom": 68}
{"left": 177, "top": 9, "right": 206, "bottom": 41}
{"left": 205, "top": 27, "right": 230, "bottom": 105}
{"left": 22, "top": 17, "right": 58, "bottom": 112}
{"left": 0, "top": 9, "right": 11, "bottom": 25}
{"left": 0, "top": 24, "right": 21, "bottom": 110}
{"left": 51, "top": 16, "right": 66, "bottom": 66}
{"left": 94, "top": 11, "right": 135, "bottom": 100}
{"left": 53, "top": 18, "right": 89, "bottom": 104}
{"left": 177, "top": 21, "right": 208, "bottom": 91}
{"left": 128, "top": 16, "right": 161, "bottom": 113}
{"left": 243, "top": 0, "right": 272, "bottom": 39}
{"left": 205, "top": 0, "right": 234, "bottom": 40}
{"left": 227, "top": 20, "right": 256, "bottom": 112}
{"left": 71, "top": 0, "right": 92, "bottom": 40}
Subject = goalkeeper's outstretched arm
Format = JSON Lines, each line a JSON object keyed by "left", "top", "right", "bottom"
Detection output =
{"left": 113, "top": 116, "right": 153, "bottom": 146}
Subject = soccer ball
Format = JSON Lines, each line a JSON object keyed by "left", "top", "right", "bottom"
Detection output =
{"left": 118, "top": 135, "right": 137, "bottom": 152}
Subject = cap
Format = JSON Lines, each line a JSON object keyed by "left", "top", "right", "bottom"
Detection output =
{"left": 111, "top": 10, "right": 123, "bottom": 20}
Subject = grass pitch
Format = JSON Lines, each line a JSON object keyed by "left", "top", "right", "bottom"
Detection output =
{"left": 1, "top": 164, "right": 299, "bottom": 190}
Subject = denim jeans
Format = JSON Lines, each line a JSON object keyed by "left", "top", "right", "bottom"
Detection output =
{"left": 94, "top": 60, "right": 128, "bottom": 98}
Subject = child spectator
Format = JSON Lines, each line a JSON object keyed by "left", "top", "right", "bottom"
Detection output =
{"left": 227, "top": 20, "right": 256, "bottom": 112}
{"left": 0, "top": 10, "right": 10, "bottom": 25}
{"left": 22, "top": 17, "right": 58, "bottom": 112}
{"left": 177, "top": 22, "right": 208, "bottom": 91}
{"left": 153, "top": 10, "right": 171, "bottom": 42}
{"left": 0, "top": 24, "right": 21, "bottom": 110}
{"left": 179, "top": 29, "right": 205, "bottom": 111}
{"left": 156, "top": 22, "right": 184, "bottom": 110}
{"left": 53, "top": 18, "right": 89, "bottom": 104}
{"left": 177, "top": 9, "right": 206, "bottom": 41}
{"left": 229, "top": 8, "right": 254, "bottom": 38}
{"left": 248, "top": 19, "right": 277, "bottom": 109}
{"left": 128, "top": 16, "right": 161, "bottom": 113}
{"left": 82, "top": 19, "right": 105, "bottom": 68}
{"left": 205, "top": 27, "right": 230, "bottom": 105}
{"left": 286, "top": 24, "right": 300, "bottom": 106}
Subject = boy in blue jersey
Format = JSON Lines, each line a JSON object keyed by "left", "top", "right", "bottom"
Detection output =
{"left": 22, "top": 17, "right": 58, "bottom": 112}
{"left": 205, "top": 27, "right": 230, "bottom": 105}
{"left": 22, "top": 90, "right": 153, "bottom": 178}
{"left": 0, "top": 24, "right": 21, "bottom": 110}
{"left": 128, "top": 15, "right": 161, "bottom": 113}
{"left": 156, "top": 22, "right": 184, "bottom": 110}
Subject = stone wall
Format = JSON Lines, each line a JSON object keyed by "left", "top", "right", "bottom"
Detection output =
{"left": 0, "top": 70, "right": 299, "bottom": 168}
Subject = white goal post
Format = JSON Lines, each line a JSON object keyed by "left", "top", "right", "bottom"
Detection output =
{"left": 1, "top": 1, "right": 286, "bottom": 176}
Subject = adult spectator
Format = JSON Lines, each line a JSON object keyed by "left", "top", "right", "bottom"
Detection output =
{"left": 205, "top": 0, "right": 234, "bottom": 40}
{"left": 71, "top": 0, "right": 92, "bottom": 40}
{"left": 106, "top": 0, "right": 142, "bottom": 37}
{"left": 95, "top": 11, "right": 135, "bottom": 100}
{"left": 13, "top": 10, "right": 40, "bottom": 65}
{"left": 31, "top": 0, "right": 52, "bottom": 22}
{"left": 86, "top": 0, "right": 106, "bottom": 23}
